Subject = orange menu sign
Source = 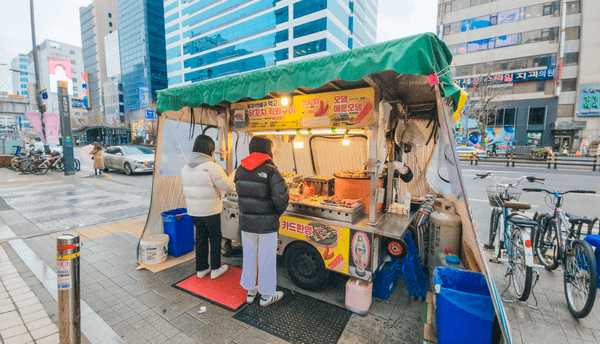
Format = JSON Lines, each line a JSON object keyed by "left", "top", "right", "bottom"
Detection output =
{"left": 230, "top": 87, "right": 375, "bottom": 131}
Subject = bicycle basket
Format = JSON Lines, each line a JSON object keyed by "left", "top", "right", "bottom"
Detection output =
{"left": 486, "top": 185, "right": 522, "bottom": 207}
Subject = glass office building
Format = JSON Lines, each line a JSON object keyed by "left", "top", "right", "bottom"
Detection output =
{"left": 165, "top": 0, "right": 377, "bottom": 87}
{"left": 118, "top": 0, "right": 168, "bottom": 113}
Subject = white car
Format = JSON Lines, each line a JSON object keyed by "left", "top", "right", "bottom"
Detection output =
{"left": 456, "top": 146, "right": 487, "bottom": 158}
{"left": 102, "top": 145, "right": 155, "bottom": 175}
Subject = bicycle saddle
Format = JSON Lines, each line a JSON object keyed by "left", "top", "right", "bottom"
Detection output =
{"left": 565, "top": 213, "right": 591, "bottom": 224}
{"left": 506, "top": 215, "right": 538, "bottom": 227}
{"left": 504, "top": 200, "right": 531, "bottom": 210}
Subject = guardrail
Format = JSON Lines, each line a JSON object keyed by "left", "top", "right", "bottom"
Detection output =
{"left": 459, "top": 153, "right": 599, "bottom": 171}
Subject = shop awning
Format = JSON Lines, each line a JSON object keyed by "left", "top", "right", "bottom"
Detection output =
{"left": 552, "top": 121, "right": 586, "bottom": 131}
{"left": 157, "top": 33, "right": 461, "bottom": 113}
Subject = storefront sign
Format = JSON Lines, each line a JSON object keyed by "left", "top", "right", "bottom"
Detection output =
{"left": 230, "top": 87, "right": 375, "bottom": 130}
{"left": 454, "top": 67, "right": 555, "bottom": 88}
{"left": 279, "top": 216, "right": 351, "bottom": 275}
{"left": 72, "top": 99, "right": 85, "bottom": 108}
{"left": 578, "top": 84, "right": 600, "bottom": 117}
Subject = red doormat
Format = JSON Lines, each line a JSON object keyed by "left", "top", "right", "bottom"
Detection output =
{"left": 172, "top": 266, "right": 247, "bottom": 311}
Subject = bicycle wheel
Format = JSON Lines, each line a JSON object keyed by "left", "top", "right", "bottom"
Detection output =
{"left": 494, "top": 211, "right": 505, "bottom": 260}
{"left": 35, "top": 162, "right": 50, "bottom": 175}
{"left": 564, "top": 240, "right": 597, "bottom": 318}
{"left": 535, "top": 219, "right": 560, "bottom": 271}
{"left": 508, "top": 226, "right": 533, "bottom": 301}
{"left": 486, "top": 208, "right": 500, "bottom": 249}
{"left": 19, "top": 160, "right": 32, "bottom": 174}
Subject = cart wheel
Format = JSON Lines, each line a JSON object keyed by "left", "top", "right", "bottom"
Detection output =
{"left": 221, "top": 239, "right": 233, "bottom": 257}
{"left": 384, "top": 238, "right": 407, "bottom": 259}
{"left": 285, "top": 242, "right": 329, "bottom": 291}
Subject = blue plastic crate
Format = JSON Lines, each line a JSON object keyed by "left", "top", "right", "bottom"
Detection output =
{"left": 399, "top": 233, "right": 428, "bottom": 298}
{"left": 584, "top": 235, "right": 600, "bottom": 288}
{"left": 434, "top": 267, "right": 494, "bottom": 344}
{"left": 372, "top": 259, "right": 402, "bottom": 299}
{"left": 161, "top": 208, "right": 194, "bottom": 257}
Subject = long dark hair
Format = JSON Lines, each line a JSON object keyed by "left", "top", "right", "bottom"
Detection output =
{"left": 192, "top": 135, "right": 215, "bottom": 156}
{"left": 249, "top": 136, "right": 273, "bottom": 157}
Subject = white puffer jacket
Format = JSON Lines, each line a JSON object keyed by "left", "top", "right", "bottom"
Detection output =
{"left": 181, "top": 153, "right": 234, "bottom": 216}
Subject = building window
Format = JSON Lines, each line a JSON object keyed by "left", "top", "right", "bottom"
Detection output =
{"left": 109, "top": 22, "right": 113, "bottom": 27}
{"left": 565, "top": 26, "right": 580, "bottom": 40}
{"left": 528, "top": 107, "right": 546, "bottom": 125}
{"left": 536, "top": 80, "right": 546, "bottom": 92}
{"left": 445, "top": 2, "right": 452, "bottom": 13}
{"left": 108, "top": 13, "right": 112, "bottom": 18}
{"left": 564, "top": 52, "right": 579, "bottom": 65}
{"left": 490, "top": 108, "right": 517, "bottom": 127}
{"left": 566, "top": 1, "right": 580, "bottom": 14}
{"left": 72, "top": 77, "right": 78, "bottom": 82}
{"left": 562, "top": 78, "right": 577, "bottom": 91}
{"left": 70, "top": 50, "right": 75, "bottom": 55}
{"left": 71, "top": 60, "right": 76, "bottom": 65}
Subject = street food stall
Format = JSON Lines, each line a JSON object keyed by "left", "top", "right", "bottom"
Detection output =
{"left": 144, "top": 33, "right": 512, "bottom": 343}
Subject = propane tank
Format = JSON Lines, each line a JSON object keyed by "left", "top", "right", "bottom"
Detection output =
{"left": 427, "top": 199, "right": 462, "bottom": 273}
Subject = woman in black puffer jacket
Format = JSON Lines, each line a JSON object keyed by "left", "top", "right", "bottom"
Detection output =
{"left": 235, "top": 136, "right": 289, "bottom": 307}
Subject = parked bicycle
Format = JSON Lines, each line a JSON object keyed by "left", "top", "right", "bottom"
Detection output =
{"left": 525, "top": 187, "right": 598, "bottom": 318}
{"left": 477, "top": 172, "right": 544, "bottom": 302}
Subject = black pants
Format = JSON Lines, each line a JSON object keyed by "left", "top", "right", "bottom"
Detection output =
{"left": 192, "top": 214, "right": 222, "bottom": 271}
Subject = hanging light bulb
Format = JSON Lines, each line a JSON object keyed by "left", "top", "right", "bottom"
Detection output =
{"left": 281, "top": 96, "right": 290, "bottom": 106}
{"left": 293, "top": 135, "right": 304, "bottom": 149}
{"left": 342, "top": 131, "right": 350, "bottom": 146}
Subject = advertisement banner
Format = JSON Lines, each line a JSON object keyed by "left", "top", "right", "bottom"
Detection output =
{"left": 48, "top": 57, "right": 73, "bottom": 95}
{"left": 279, "top": 216, "right": 351, "bottom": 275}
{"left": 24, "top": 113, "right": 60, "bottom": 143}
{"left": 230, "top": 87, "right": 375, "bottom": 131}
{"left": 454, "top": 67, "right": 555, "bottom": 88}
{"left": 81, "top": 72, "right": 89, "bottom": 108}
{"left": 578, "top": 84, "right": 600, "bottom": 117}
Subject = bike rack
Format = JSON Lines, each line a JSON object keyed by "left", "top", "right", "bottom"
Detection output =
{"left": 501, "top": 266, "right": 540, "bottom": 310}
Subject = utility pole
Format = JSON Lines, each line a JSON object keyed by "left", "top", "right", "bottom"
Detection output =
{"left": 29, "top": 0, "right": 49, "bottom": 154}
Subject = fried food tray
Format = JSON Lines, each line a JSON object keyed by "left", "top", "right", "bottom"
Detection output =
{"left": 286, "top": 201, "right": 365, "bottom": 223}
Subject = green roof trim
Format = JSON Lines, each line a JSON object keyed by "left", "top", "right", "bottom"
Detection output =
{"left": 157, "top": 33, "right": 461, "bottom": 113}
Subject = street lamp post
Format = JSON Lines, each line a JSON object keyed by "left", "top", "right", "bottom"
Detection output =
{"left": 29, "top": 0, "right": 50, "bottom": 154}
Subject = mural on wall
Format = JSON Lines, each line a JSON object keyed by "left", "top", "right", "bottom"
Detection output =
{"left": 485, "top": 127, "right": 515, "bottom": 149}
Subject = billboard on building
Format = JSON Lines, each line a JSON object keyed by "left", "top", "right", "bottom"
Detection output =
{"left": 48, "top": 57, "right": 73, "bottom": 95}
{"left": 81, "top": 72, "right": 89, "bottom": 108}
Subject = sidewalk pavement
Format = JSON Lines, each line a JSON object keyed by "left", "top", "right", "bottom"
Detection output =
{"left": 0, "top": 169, "right": 419, "bottom": 344}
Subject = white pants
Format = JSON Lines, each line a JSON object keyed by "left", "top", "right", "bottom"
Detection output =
{"left": 240, "top": 231, "right": 277, "bottom": 296}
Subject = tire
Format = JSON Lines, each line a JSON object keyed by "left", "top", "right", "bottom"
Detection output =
{"left": 486, "top": 208, "right": 500, "bottom": 249}
{"left": 35, "top": 162, "right": 50, "bottom": 175}
{"left": 508, "top": 226, "right": 533, "bottom": 301}
{"left": 74, "top": 159, "right": 81, "bottom": 171}
{"left": 19, "top": 160, "right": 32, "bottom": 174}
{"left": 564, "top": 240, "right": 597, "bottom": 318}
{"left": 535, "top": 219, "right": 560, "bottom": 271}
{"left": 103, "top": 168, "right": 109, "bottom": 172}
{"left": 494, "top": 212, "right": 505, "bottom": 260}
{"left": 124, "top": 162, "right": 133, "bottom": 175}
{"left": 383, "top": 238, "right": 407, "bottom": 259}
{"left": 284, "top": 242, "right": 329, "bottom": 290}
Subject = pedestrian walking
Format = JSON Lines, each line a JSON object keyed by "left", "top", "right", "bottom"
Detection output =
{"left": 181, "top": 135, "right": 234, "bottom": 280}
{"left": 90, "top": 142, "right": 105, "bottom": 175}
{"left": 235, "top": 136, "right": 289, "bottom": 306}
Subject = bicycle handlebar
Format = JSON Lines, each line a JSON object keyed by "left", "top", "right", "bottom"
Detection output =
{"left": 476, "top": 172, "right": 543, "bottom": 186}
{"left": 523, "top": 188, "right": 596, "bottom": 195}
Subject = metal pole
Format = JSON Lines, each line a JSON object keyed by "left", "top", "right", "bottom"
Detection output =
{"left": 548, "top": 154, "right": 552, "bottom": 169}
{"left": 512, "top": 153, "right": 515, "bottom": 167}
{"left": 475, "top": 152, "right": 479, "bottom": 166}
{"left": 554, "top": 155, "right": 558, "bottom": 169}
{"left": 57, "top": 234, "right": 81, "bottom": 344}
{"left": 593, "top": 155, "right": 597, "bottom": 172}
{"left": 29, "top": 0, "right": 49, "bottom": 154}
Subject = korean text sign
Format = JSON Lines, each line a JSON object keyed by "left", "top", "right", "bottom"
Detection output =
{"left": 579, "top": 84, "right": 600, "bottom": 117}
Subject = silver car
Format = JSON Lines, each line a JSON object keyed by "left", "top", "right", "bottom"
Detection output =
{"left": 102, "top": 145, "right": 155, "bottom": 175}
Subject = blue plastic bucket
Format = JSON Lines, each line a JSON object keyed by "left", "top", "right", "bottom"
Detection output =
{"left": 434, "top": 267, "right": 494, "bottom": 344}
{"left": 584, "top": 235, "right": 600, "bottom": 288}
{"left": 161, "top": 208, "right": 194, "bottom": 257}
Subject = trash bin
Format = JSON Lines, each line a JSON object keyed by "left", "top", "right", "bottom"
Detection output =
{"left": 434, "top": 267, "right": 494, "bottom": 344}
{"left": 584, "top": 235, "right": 600, "bottom": 288}
{"left": 161, "top": 208, "right": 194, "bottom": 257}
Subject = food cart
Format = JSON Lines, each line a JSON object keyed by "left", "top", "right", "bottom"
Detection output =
{"left": 145, "top": 33, "right": 512, "bottom": 343}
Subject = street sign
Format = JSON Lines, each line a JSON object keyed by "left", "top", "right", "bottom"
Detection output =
{"left": 58, "top": 81, "right": 75, "bottom": 176}
{"left": 145, "top": 110, "right": 156, "bottom": 119}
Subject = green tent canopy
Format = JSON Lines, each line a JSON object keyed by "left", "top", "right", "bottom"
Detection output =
{"left": 157, "top": 33, "right": 461, "bottom": 113}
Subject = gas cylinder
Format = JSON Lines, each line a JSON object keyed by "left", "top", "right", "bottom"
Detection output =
{"left": 427, "top": 199, "right": 462, "bottom": 273}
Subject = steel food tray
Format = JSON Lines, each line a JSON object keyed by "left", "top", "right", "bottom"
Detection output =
{"left": 286, "top": 201, "right": 365, "bottom": 223}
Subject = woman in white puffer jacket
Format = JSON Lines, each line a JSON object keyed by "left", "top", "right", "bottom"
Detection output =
{"left": 181, "top": 135, "right": 234, "bottom": 280}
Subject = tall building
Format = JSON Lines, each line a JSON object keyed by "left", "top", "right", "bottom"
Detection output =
{"left": 117, "top": 0, "right": 168, "bottom": 118}
{"left": 103, "top": 30, "right": 125, "bottom": 125}
{"left": 438, "top": 0, "right": 600, "bottom": 151}
{"left": 164, "top": 0, "right": 378, "bottom": 88}
{"left": 79, "top": 0, "right": 119, "bottom": 112}
{"left": 10, "top": 54, "right": 30, "bottom": 97}
{"left": 27, "top": 40, "right": 88, "bottom": 122}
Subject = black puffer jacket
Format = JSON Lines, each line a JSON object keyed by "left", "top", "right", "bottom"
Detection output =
{"left": 234, "top": 153, "right": 289, "bottom": 234}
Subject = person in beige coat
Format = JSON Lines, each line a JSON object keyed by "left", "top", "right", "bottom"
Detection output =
{"left": 90, "top": 142, "right": 105, "bottom": 175}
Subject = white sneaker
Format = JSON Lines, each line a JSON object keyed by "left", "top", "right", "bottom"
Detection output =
{"left": 260, "top": 291, "right": 283, "bottom": 307}
{"left": 211, "top": 265, "right": 229, "bottom": 279}
{"left": 196, "top": 268, "right": 210, "bottom": 278}
{"left": 246, "top": 288, "right": 258, "bottom": 304}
